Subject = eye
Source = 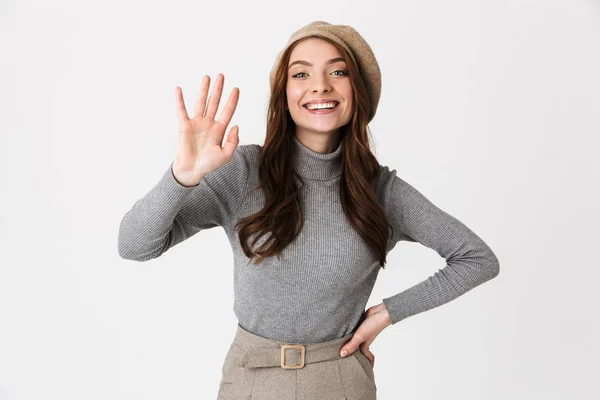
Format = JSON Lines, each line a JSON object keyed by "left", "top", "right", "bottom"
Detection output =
{"left": 332, "top": 70, "right": 348, "bottom": 76}
{"left": 291, "top": 70, "right": 348, "bottom": 79}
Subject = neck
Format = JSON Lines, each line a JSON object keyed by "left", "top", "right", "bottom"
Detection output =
{"left": 292, "top": 134, "right": 343, "bottom": 181}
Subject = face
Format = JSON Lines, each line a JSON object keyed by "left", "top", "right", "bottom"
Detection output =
{"left": 286, "top": 37, "right": 353, "bottom": 141}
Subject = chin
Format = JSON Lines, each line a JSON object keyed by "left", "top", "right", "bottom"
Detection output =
{"left": 300, "top": 126, "right": 345, "bottom": 136}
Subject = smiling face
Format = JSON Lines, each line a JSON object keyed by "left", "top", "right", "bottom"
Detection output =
{"left": 286, "top": 37, "right": 354, "bottom": 142}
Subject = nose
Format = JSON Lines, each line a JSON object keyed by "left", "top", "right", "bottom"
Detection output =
{"left": 312, "top": 72, "right": 333, "bottom": 94}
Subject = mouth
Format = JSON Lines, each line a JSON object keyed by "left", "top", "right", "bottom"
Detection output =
{"left": 303, "top": 102, "right": 340, "bottom": 114}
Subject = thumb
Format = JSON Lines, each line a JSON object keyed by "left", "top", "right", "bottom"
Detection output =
{"left": 222, "top": 125, "right": 239, "bottom": 156}
{"left": 340, "top": 338, "right": 361, "bottom": 357}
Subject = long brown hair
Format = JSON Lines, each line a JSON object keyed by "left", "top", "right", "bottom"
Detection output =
{"left": 234, "top": 36, "right": 393, "bottom": 268}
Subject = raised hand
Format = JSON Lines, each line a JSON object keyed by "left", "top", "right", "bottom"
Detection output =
{"left": 172, "top": 73, "right": 240, "bottom": 187}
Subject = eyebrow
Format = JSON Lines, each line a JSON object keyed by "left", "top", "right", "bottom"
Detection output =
{"left": 288, "top": 57, "right": 346, "bottom": 69}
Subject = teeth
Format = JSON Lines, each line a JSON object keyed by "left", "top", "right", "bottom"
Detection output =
{"left": 306, "top": 102, "right": 338, "bottom": 110}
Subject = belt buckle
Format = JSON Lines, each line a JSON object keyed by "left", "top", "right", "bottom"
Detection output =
{"left": 280, "top": 344, "right": 305, "bottom": 369}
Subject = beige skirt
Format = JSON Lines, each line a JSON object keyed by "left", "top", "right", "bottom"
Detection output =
{"left": 217, "top": 323, "right": 377, "bottom": 400}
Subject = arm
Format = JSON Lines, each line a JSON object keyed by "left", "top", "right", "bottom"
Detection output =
{"left": 117, "top": 145, "right": 251, "bottom": 261}
{"left": 377, "top": 166, "right": 500, "bottom": 325}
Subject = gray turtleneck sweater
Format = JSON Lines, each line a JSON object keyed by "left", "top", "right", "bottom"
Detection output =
{"left": 118, "top": 135, "right": 500, "bottom": 343}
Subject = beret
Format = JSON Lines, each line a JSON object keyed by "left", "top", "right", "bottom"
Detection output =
{"left": 269, "top": 21, "right": 382, "bottom": 123}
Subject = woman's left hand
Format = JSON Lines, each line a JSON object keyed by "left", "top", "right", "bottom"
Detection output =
{"left": 339, "top": 302, "right": 393, "bottom": 368}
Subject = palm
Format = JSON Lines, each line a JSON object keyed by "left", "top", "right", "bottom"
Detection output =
{"left": 173, "top": 73, "right": 240, "bottom": 186}
{"left": 178, "top": 118, "right": 227, "bottom": 173}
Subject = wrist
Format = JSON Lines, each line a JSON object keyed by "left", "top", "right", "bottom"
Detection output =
{"left": 375, "top": 302, "right": 393, "bottom": 327}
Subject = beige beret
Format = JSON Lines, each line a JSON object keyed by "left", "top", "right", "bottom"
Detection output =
{"left": 269, "top": 21, "right": 382, "bottom": 123}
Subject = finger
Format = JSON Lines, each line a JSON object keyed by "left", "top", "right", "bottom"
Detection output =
{"left": 366, "top": 352, "right": 375, "bottom": 368}
{"left": 204, "top": 73, "right": 224, "bottom": 119}
{"left": 361, "top": 346, "right": 375, "bottom": 368}
{"left": 193, "top": 75, "right": 210, "bottom": 119}
{"left": 215, "top": 87, "right": 240, "bottom": 126}
{"left": 222, "top": 125, "right": 239, "bottom": 156}
{"left": 176, "top": 86, "right": 190, "bottom": 125}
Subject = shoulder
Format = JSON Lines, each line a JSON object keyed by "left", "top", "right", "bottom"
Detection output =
{"left": 210, "top": 142, "right": 261, "bottom": 182}
{"left": 375, "top": 163, "right": 400, "bottom": 194}
{"left": 197, "top": 143, "right": 261, "bottom": 187}
{"left": 213, "top": 143, "right": 261, "bottom": 172}
{"left": 375, "top": 163, "right": 423, "bottom": 206}
{"left": 228, "top": 143, "right": 261, "bottom": 176}
{"left": 236, "top": 142, "right": 262, "bottom": 162}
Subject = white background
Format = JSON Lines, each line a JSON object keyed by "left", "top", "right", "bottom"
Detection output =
{"left": 1, "top": 0, "right": 599, "bottom": 399}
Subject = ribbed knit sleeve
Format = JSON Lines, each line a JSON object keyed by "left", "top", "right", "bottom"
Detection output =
{"left": 117, "top": 146, "right": 251, "bottom": 261}
{"left": 378, "top": 165, "right": 500, "bottom": 325}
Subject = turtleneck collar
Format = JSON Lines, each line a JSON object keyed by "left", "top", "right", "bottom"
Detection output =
{"left": 292, "top": 134, "right": 343, "bottom": 181}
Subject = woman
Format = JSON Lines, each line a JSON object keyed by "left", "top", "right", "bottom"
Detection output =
{"left": 118, "top": 21, "right": 500, "bottom": 400}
